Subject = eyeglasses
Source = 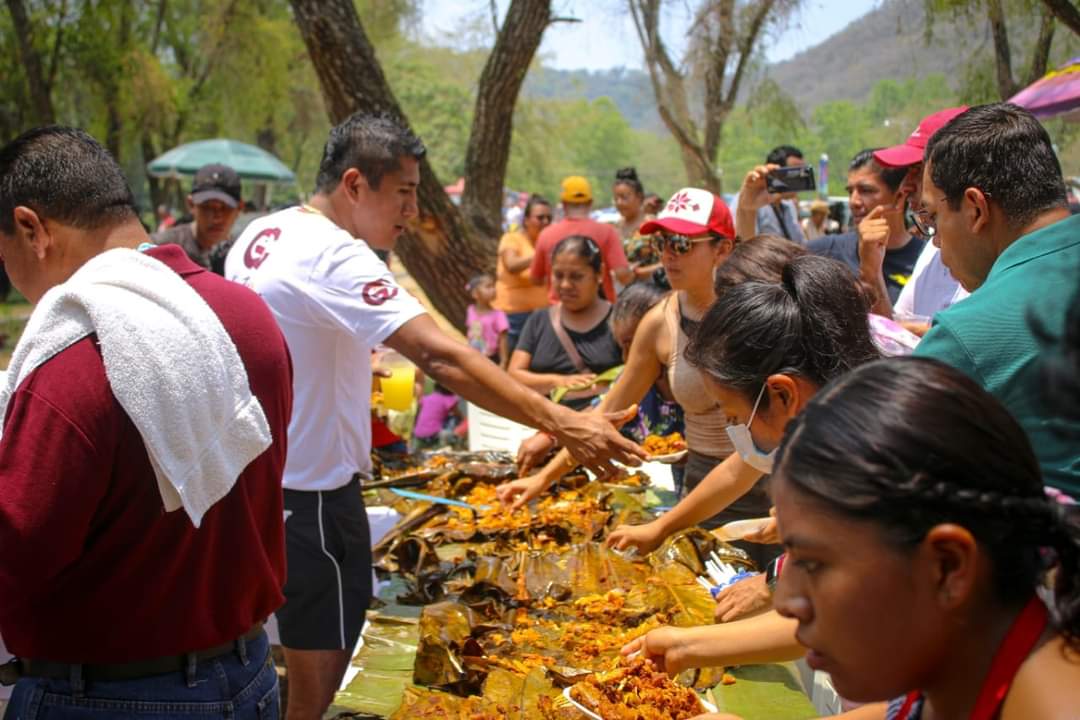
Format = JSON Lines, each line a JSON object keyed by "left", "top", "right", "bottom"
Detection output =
{"left": 910, "top": 195, "right": 947, "bottom": 239}
{"left": 911, "top": 208, "right": 936, "bottom": 238}
{"left": 651, "top": 233, "right": 714, "bottom": 255}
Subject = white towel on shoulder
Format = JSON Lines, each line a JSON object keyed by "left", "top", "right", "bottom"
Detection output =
{"left": 0, "top": 247, "right": 272, "bottom": 527}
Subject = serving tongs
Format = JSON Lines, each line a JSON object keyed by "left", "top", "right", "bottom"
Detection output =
{"left": 389, "top": 487, "right": 491, "bottom": 512}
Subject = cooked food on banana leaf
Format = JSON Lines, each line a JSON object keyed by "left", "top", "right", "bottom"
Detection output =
{"left": 569, "top": 657, "right": 707, "bottom": 720}
{"left": 389, "top": 688, "right": 518, "bottom": 719}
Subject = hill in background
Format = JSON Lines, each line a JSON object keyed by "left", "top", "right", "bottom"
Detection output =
{"left": 524, "top": 0, "right": 987, "bottom": 129}
{"left": 764, "top": 0, "right": 968, "bottom": 111}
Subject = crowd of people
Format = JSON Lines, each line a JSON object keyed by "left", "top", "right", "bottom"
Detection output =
{"left": 0, "top": 99, "right": 1076, "bottom": 720}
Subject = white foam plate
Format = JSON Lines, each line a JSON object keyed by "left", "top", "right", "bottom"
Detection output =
{"left": 647, "top": 449, "right": 688, "bottom": 464}
{"left": 714, "top": 516, "right": 773, "bottom": 541}
{"left": 563, "top": 685, "right": 717, "bottom": 718}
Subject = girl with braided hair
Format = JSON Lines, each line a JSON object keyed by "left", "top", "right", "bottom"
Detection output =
{"left": 628, "top": 357, "right": 1080, "bottom": 720}
{"left": 767, "top": 357, "right": 1080, "bottom": 719}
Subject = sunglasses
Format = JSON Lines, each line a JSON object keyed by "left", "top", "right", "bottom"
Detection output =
{"left": 651, "top": 233, "right": 714, "bottom": 255}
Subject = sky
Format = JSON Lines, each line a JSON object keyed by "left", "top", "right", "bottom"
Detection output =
{"left": 420, "top": 0, "right": 879, "bottom": 72}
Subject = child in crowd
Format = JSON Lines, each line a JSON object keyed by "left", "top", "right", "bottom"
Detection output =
{"left": 412, "top": 384, "right": 461, "bottom": 451}
{"left": 466, "top": 273, "right": 510, "bottom": 367}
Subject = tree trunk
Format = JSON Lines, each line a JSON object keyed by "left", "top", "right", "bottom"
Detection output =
{"left": 1041, "top": 0, "right": 1080, "bottom": 37}
{"left": 459, "top": 0, "right": 551, "bottom": 242}
{"left": 1026, "top": 8, "right": 1056, "bottom": 85}
{"left": 987, "top": 0, "right": 1020, "bottom": 99}
{"left": 5, "top": 0, "right": 55, "bottom": 125}
{"left": 630, "top": 0, "right": 782, "bottom": 194}
{"left": 289, "top": 0, "right": 495, "bottom": 330}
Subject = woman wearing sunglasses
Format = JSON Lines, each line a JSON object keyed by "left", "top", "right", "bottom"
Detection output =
{"left": 499, "top": 190, "right": 778, "bottom": 554}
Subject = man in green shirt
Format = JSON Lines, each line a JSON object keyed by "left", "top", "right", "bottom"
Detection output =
{"left": 914, "top": 102, "right": 1080, "bottom": 494}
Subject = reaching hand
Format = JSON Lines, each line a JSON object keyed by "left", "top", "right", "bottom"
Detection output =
{"left": 495, "top": 474, "right": 550, "bottom": 512}
{"left": 620, "top": 626, "right": 693, "bottom": 676}
{"left": 741, "top": 509, "right": 779, "bottom": 544}
{"left": 605, "top": 520, "right": 665, "bottom": 554}
{"left": 516, "top": 432, "right": 556, "bottom": 476}
{"left": 549, "top": 405, "right": 646, "bottom": 478}
{"left": 714, "top": 573, "right": 772, "bottom": 623}
{"left": 561, "top": 372, "right": 598, "bottom": 389}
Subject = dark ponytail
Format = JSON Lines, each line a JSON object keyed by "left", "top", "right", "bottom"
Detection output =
{"left": 714, "top": 234, "right": 807, "bottom": 298}
{"left": 614, "top": 167, "right": 644, "bottom": 197}
{"left": 685, "top": 255, "right": 879, "bottom": 402}
{"left": 776, "top": 357, "right": 1080, "bottom": 651}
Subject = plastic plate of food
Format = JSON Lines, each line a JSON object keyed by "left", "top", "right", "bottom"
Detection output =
{"left": 642, "top": 432, "right": 688, "bottom": 464}
{"left": 713, "top": 516, "right": 773, "bottom": 541}
{"left": 646, "top": 449, "right": 689, "bottom": 464}
{"left": 562, "top": 658, "right": 718, "bottom": 719}
{"left": 562, "top": 686, "right": 717, "bottom": 719}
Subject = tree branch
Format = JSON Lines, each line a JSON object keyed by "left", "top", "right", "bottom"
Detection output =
{"left": 987, "top": 0, "right": 1019, "bottom": 99}
{"left": 6, "top": 0, "right": 55, "bottom": 124}
{"left": 1040, "top": 0, "right": 1080, "bottom": 37}
{"left": 150, "top": 0, "right": 168, "bottom": 54}
{"left": 460, "top": 0, "right": 552, "bottom": 240}
{"left": 46, "top": 0, "right": 68, "bottom": 91}
{"left": 1026, "top": 6, "right": 1056, "bottom": 86}
{"left": 189, "top": 0, "right": 241, "bottom": 102}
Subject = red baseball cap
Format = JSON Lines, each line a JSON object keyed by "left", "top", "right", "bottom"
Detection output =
{"left": 873, "top": 106, "right": 970, "bottom": 168}
{"left": 639, "top": 188, "right": 735, "bottom": 238}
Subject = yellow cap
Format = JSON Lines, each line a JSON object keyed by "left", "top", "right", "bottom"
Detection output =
{"left": 560, "top": 175, "right": 593, "bottom": 204}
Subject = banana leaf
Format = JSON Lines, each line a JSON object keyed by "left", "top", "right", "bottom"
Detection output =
{"left": 549, "top": 364, "right": 623, "bottom": 403}
{"left": 331, "top": 613, "right": 422, "bottom": 718}
{"left": 709, "top": 663, "right": 818, "bottom": 719}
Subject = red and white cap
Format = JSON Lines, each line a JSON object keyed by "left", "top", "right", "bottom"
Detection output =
{"left": 873, "top": 106, "right": 969, "bottom": 168}
{"left": 639, "top": 188, "right": 735, "bottom": 238}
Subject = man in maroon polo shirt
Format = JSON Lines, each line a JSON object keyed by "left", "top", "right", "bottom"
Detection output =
{"left": 0, "top": 127, "right": 292, "bottom": 719}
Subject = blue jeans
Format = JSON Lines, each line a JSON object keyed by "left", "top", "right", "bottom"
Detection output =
{"left": 4, "top": 631, "right": 279, "bottom": 720}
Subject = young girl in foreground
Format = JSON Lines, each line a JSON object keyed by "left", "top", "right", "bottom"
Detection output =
{"left": 770, "top": 357, "right": 1080, "bottom": 719}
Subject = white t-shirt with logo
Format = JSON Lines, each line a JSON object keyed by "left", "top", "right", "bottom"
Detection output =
{"left": 225, "top": 206, "right": 426, "bottom": 491}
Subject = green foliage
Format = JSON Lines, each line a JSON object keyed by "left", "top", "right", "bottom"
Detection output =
{"left": 717, "top": 73, "right": 961, "bottom": 196}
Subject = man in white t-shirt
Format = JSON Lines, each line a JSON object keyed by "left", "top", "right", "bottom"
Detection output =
{"left": 872, "top": 107, "right": 971, "bottom": 333}
{"left": 226, "top": 113, "right": 644, "bottom": 720}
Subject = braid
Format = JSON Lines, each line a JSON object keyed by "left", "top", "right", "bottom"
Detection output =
{"left": 1046, "top": 503, "right": 1080, "bottom": 651}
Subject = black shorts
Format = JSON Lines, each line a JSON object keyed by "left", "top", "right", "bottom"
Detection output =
{"left": 276, "top": 477, "right": 372, "bottom": 651}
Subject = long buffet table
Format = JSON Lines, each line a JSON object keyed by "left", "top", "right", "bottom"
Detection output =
{"left": 316, "top": 448, "right": 832, "bottom": 719}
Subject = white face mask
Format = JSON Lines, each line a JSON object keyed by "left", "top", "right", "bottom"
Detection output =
{"left": 725, "top": 383, "right": 777, "bottom": 474}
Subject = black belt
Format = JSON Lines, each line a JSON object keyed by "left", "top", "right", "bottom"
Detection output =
{"left": 7, "top": 623, "right": 265, "bottom": 684}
